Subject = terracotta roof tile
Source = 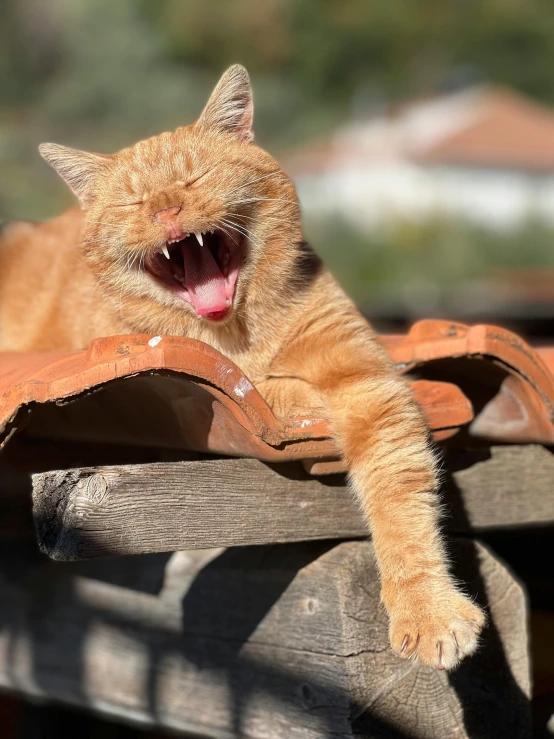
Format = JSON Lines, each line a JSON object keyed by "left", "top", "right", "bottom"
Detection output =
{"left": 0, "top": 322, "right": 552, "bottom": 472}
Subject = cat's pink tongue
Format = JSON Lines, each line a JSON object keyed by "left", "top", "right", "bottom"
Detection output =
{"left": 181, "top": 241, "right": 227, "bottom": 316}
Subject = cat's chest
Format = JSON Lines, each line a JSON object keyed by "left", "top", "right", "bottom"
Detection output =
{"left": 191, "top": 325, "right": 280, "bottom": 384}
{"left": 216, "top": 347, "right": 274, "bottom": 385}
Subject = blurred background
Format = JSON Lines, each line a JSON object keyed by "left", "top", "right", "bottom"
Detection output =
{"left": 3, "top": 0, "right": 554, "bottom": 336}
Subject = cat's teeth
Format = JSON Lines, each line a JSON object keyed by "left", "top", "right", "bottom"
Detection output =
{"left": 194, "top": 232, "right": 203, "bottom": 247}
{"left": 162, "top": 244, "right": 170, "bottom": 259}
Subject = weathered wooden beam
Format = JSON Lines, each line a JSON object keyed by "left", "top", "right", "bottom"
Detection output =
{"left": 32, "top": 445, "right": 554, "bottom": 561}
{"left": 0, "top": 539, "right": 531, "bottom": 738}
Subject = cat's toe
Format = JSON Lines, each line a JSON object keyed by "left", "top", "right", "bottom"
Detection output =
{"left": 390, "top": 594, "right": 486, "bottom": 670}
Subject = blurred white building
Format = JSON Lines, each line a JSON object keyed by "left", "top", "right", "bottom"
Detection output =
{"left": 287, "top": 86, "right": 554, "bottom": 231}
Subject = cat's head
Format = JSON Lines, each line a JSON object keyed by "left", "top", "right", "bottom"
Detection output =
{"left": 39, "top": 65, "right": 302, "bottom": 329}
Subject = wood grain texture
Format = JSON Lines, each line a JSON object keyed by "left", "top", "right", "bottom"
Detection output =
{"left": 0, "top": 539, "right": 530, "bottom": 738}
{"left": 33, "top": 445, "right": 554, "bottom": 560}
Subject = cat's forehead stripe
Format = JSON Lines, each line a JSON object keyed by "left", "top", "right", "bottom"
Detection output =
{"left": 139, "top": 182, "right": 189, "bottom": 202}
{"left": 119, "top": 134, "right": 199, "bottom": 185}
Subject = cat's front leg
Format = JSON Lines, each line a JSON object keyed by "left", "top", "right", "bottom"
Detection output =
{"left": 274, "top": 335, "right": 486, "bottom": 670}
{"left": 327, "top": 371, "right": 486, "bottom": 669}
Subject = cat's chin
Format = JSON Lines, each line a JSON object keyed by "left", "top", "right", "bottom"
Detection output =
{"left": 144, "top": 229, "right": 242, "bottom": 321}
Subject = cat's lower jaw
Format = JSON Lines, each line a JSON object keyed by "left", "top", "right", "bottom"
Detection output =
{"left": 385, "top": 582, "right": 486, "bottom": 670}
{"left": 202, "top": 305, "right": 232, "bottom": 322}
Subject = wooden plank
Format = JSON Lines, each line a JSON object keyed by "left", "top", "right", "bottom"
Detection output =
{"left": 0, "top": 539, "right": 530, "bottom": 738}
{"left": 442, "top": 444, "right": 554, "bottom": 529}
{"left": 32, "top": 458, "right": 363, "bottom": 560}
{"left": 32, "top": 445, "right": 554, "bottom": 561}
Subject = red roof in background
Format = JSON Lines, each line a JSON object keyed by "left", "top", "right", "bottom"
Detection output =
{"left": 286, "top": 86, "right": 554, "bottom": 175}
{"left": 420, "top": 88, "right": 554, "bottom": 171}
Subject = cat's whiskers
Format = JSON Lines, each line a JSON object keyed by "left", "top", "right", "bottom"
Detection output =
{"left": 138, "top": 249, "right": 148, "bottom": 274}
{"left": 219, "top": 218, "right": 265, "bottom": 257}
{"left": 227, "top": 197, "right": 299, "bottom": 207}
{"left": 125, "top": 251, "right": 137, "bottom": 273}
{"left": 226, "top": 211, "right": 299, "bottom": 228}
{"left": 112, "top": 251, "right": 143, "bottom": 319}
{"left": 220, "top": 218, "right": 264, "bottom": 249}
{"left": 219, "top": 218, "right": 273, "bottom": 271}
{"left": 217, "top": 225, "right": 240, "bottom": 248}
{"left": 99, "top": 248, "right": 142, "bottom": 290}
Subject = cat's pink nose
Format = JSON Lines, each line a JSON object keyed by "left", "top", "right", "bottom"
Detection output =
{"left": 153, "top": 205, "right": 183, "bottom": 241}
{"left": 153, "top": 205, "right": 182, "bottom": 225}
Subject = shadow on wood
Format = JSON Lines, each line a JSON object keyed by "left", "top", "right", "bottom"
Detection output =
{"left": 0, "top": 532, "right": 531, "bottom": 738}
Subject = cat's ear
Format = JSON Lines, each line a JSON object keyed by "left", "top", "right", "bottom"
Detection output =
{"left": 39, "top": 143, "right": 111, "bottom": 209}
{"left": 196, "top": 64, "right": 254, "bottom": 142}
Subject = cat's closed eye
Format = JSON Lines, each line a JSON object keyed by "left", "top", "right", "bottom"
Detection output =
{"left": 184, "top": 170, "right": 213, "bottom": 188}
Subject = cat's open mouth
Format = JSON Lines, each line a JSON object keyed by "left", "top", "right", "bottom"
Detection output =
{"left": 146, "top": 229, "right": 242, "bottom": 321}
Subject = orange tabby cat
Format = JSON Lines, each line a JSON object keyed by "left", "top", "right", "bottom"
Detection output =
{"left": 0, "top": 65, "right": 485, "bottom": 669}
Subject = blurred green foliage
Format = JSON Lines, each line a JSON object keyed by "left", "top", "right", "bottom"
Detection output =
{"left": 1, "top": 0, "right": 554, "bottom": 308}
{"left": 308, "top": 215, "right": 554, "bottom": 312}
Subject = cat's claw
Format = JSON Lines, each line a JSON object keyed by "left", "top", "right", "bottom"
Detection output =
{"left": 389, "top": 592, "right": 486, "bottom": 670}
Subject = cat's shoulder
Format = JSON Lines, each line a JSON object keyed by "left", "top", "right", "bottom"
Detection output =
{"left": 0, "top": 220, "right": 43, "bottom": 268}
{"left": 0, "top": 218, "right": 40, "bottom": 242}
{"left": 0, "top": 207, "right": 83, "bottom": 253}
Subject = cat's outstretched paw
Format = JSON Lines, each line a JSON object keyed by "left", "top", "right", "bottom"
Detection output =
{"left": 389, "top": 592, "right": 486, "bottom": 670}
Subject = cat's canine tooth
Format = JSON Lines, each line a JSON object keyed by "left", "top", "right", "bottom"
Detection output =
{"left": 162, "top": 244, "right": 171, "bottom": 259}
{"left": 194, "top": 232, "right": 204, "bottom": 247}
